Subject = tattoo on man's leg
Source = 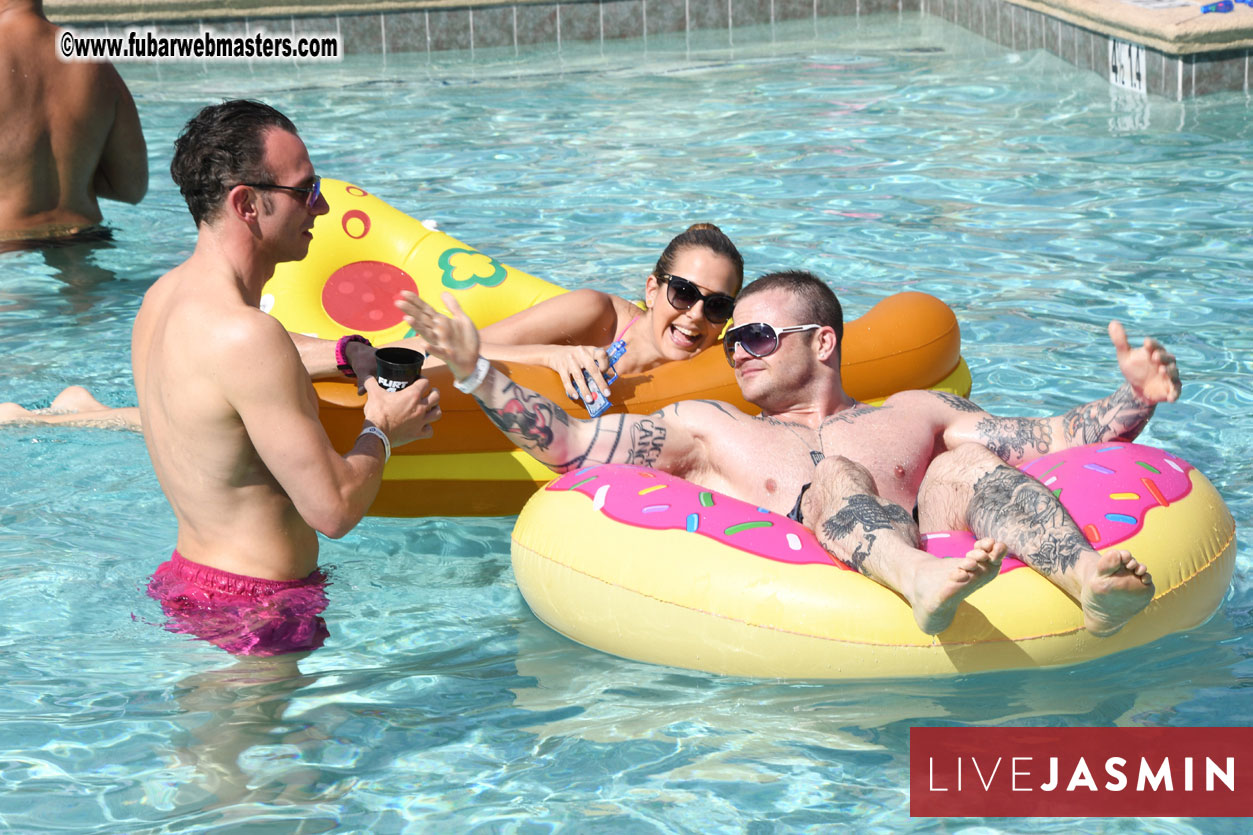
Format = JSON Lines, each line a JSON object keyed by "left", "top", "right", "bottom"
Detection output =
{"left": 968, "top": 466, "right": 1089, "bottom": 576}
{"left": 821, "top": 495, "right": 914, "bottom": 575}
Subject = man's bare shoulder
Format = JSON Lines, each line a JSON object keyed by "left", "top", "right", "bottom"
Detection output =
{"left": 2, "top": 14, "right": 102, "bottom": 81}
{"left": 881, "top": 389, "right": 982, "bottom": 412}
{"left": 139, "top": 269, "right": 291, "bottom": 361}
{"left": 657, "top": 398, "right": 751, "bottom": 429}
{"left": 0, "top": 9, "right": 54, "bottom": 41}
{"left": 213, "top": 306, "right": 298, "bottom": 377}
{"left": 637, "top": 399, "right": 752, "bottom": 483}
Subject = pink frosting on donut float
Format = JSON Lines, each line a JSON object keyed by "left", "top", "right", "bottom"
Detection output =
{"left": 548, "top": 464, "right": 845, "bottom": 568}
{"left": 545, "top": 443, "right": 1195, "bottom": 574}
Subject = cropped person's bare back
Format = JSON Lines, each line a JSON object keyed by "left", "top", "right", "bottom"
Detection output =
{"left": 0, "top": 1, "right": 147, "bottom": 238}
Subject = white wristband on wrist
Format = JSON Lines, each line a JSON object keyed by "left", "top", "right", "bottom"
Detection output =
{"left": 358, "top": 425, "right": 391, "bottom": 463}
{"left": 454, "top": 356, "right": 491, "bottom": 395}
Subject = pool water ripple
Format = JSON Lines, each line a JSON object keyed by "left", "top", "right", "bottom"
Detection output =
{"left": 0, "top": 13, "right": 1249, "bottom": 833}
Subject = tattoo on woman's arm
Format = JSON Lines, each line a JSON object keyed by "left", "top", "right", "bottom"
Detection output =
{"left": 1061, "top": 383, "right": 1153, "bottom": 445}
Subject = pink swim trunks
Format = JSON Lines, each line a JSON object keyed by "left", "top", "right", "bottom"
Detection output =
{"left": 147, "top": 550, "right": 330, "bottom": 656}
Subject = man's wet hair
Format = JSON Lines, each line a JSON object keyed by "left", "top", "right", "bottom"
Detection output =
{"left": 734, "top": 270, "right": 844, "bottom": 351}
{"left": 653, "top": 223, "right": 745, "bottom": 294}
{"left": 170, "top": 100, "right": 298, "bottom": 226}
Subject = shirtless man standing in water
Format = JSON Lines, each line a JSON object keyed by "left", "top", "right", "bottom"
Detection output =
{"left": 0, "top": 0, "right": 147, "bottom": 242}
{"left": 402, "top": 270, "right": 1179, "bottom": 636}
{"left": 132, "top": 101, "right": 440, "bottom": 655}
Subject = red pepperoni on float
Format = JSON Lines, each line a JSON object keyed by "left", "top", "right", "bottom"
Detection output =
{"left": 321, "top": 261, "right": 417, "bottom": 331}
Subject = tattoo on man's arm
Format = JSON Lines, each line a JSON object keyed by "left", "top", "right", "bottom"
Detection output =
{"left": 1061, "top": 383, "right": 1153, "bottom": 445}
{"left": 821, "top": 495, "right": 915, "bottom": 574}
{"left": 974, "top": 416, "right": 1052, "bottom": 462}
{"left": 548, "top": 414, "right": 614, "bottom": 473}
{"left": 932, "top": 392, "right": 982, "bottom": 413}
{"left": 679, "top": 400, "right": 741, "bottom": 420}
{"left": 624, "top": 418, "right": 667, "bottom": 467}
{"left": 477, "top": 380, "right": 570, "bottom": 452}
{"left": 603, "top": 413, "right": 625, "bottom": 465}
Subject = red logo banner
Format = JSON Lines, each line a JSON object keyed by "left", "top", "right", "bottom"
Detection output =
{"left": 911, "top": 727, "right": 1251, "bottom": 818}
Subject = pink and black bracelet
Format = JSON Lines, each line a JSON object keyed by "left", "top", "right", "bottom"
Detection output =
{"left": 335, "top": 334, "right": 372, "bottom": 378}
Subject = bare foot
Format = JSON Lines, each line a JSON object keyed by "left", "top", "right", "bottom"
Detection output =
{"left": 912, "top": 538, "right": 1007, "bottom": 635}
{"left": 49, "top": 385, "right": 106, "bottom": 413}
{"left": 1080, "top": 549, "right": 1154, "bottom": 637}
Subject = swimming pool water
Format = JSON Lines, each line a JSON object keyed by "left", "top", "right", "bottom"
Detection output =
{"left": 1, "top": 13, "right": 1250, "bottom": 833}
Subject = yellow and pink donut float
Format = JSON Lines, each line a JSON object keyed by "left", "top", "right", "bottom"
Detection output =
{"left": 511, "top": 443, "right": 1236, "bottom": 679}
{"left": 262, "top": 179, "right": 972, "bottom": 516}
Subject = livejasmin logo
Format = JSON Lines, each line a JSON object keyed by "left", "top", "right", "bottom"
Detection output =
{"left": 910, "top": 727, "right": 1251, "bottom": 818}
{"left": 927, "top": 752, "right": 1234, "bottom": 793}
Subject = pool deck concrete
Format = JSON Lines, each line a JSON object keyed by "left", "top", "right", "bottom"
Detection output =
{"left": 1010, "top": 0, "right": 1253, "bottom": 55}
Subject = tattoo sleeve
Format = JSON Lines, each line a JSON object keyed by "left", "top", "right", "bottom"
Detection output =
{"left": 477, "top": 377, "right": 571, "bottom": 456}
{"left": 971, "top": 384, "right": 1155, "bottom": 466}
{"left": 972, "top": 416, "right": 1053, "bottom": 464}
{"left": 471, "top": 367, "right": 672, "bottom": 473}
{"left": 932, "top": 392, "right": 983, "bottom": 413}
{"left": 1059, "top": 383, "right": 1154, "bottom": 446}
{"left": 625, "top": 418, "right": 667, "bottom": 467}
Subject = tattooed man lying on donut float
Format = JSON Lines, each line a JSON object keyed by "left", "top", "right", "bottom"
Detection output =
{"left": 400, "top": 269, "right": 1180, "bottom": 637}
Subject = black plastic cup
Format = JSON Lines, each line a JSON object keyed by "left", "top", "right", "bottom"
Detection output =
{"left": 375, "top": 347, "right": 424, "bottom": 392}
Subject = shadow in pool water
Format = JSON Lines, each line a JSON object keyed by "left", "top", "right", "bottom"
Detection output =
{"left": 0, "top": 227, "right": 119, "bottom": 287}
{"left": 0, "top": 230, "right": 122, "bottom": 323}
{"left": 163, "top": 654, "right": 347, "bottom": 827}
{"left": 507, "top": 608, "right": 1246, "bottom": 759}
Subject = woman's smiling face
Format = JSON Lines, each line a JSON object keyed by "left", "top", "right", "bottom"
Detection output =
{"left": 643, "top": 246, "right": 741, "bottom": 361}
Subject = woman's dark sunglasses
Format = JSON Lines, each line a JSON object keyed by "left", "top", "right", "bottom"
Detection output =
{"left": 723, "top": 322, "right": 822, "bottom": 365}
{"left": 237, "top": 176, "right": 322, "bottom": 209}
{"left": 659, "top": 274, "right": 735, "bottom": 324}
